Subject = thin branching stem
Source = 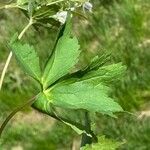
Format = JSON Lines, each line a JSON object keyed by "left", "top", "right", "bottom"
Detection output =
{"left": 0, "top": 95, "right": 37, "bottom": 138}
{"left": 47, "top": 0, "right": 65, "bottom": 6}
{"left": 0, "top": 18, "right": 33, "bottom": 90}
{"left": 0, "top": 52, "right": 12, "bottom": 90}
{"left": 18, "top": 18, "right": 33, "bottom": 40}
{"left": 0, "top": 3, "right": 18, "bottom": 10}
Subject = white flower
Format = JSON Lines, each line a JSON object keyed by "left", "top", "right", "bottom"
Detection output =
{"left": 83, "top": 1, "right": 93, "bottom": 12}
{"left": 53, "top": 11, "right": 68, "bottom": 24}
{"left": 70, "top": 7, "right": 75, "bottom": 11}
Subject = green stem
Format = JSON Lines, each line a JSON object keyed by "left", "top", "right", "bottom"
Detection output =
{"left": 18, "top": 18, "right": 33, "bottom": 40}
{"left": 0, "top": 52, "right": 12, "bottom": 90}
{"left": 0, "top": 18, "right": 33, "bottom": 90}
{"left": 0, "top": 95, "right": 37, "bottom": 138}
{"left": 80, "top": 112, "right": 92, "bottom": 147}
{"left": 47, "top": 0, "right": 65, "bottom": 6}
{"left": 0, "top": 3, "right": 18, "bottom": 10}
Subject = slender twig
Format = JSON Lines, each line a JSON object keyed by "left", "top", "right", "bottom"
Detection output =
{"left": 0, "top": 95, "right": 37, "bottom": 138}
{"left": 18, "top": 18, "right": 33, "bottom": 40}
{"left": 0, "top": 52, "right": 12, "bottom": 90}
{"left": 0, "top": 3, "right": 18, "bottom": 10}
{"left": 47, "top": 0, "right": 65, "bottom": 6}
{"left": 0, "top": 18, "right": 33, "bottom": 90}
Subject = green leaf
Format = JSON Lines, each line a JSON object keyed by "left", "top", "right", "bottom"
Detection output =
{"left": 42, "top": 15, "right": 80, "bottom": 89}
{"left": 52, "top": 109, "right": 92, "bottom": 136}
{"left": 32, "top": 92, "right": 53, "bottom": 114}
{"left": 33, "top": 4, "right": 61, "bottom": 28}
{"left": 32, "top": 93, "right": 94, "bottom": 136}
{"left": 33, "top": 5, "right": 60, "bottom": 18}
{"left": 45, "top": 81, "right": 123, "bottom": 115}
{"left": 28, "top": 0, "right": 36, "bottom": 17}
{"left": 17, "top": 0, "right": 28, "bottom": 5}
{"left": 81, "top": 63, "right": 126, "bottom": 85}
{"left": 87, "top": 54, "right": 110, "bottom": 71}
{"left": 44, "top": 63, "right": 125, "bottom": 115}
{"left": 81, "top": 136, "right": 123, "bottom": 150}
{"left": 9, "top": 37, "right": 42, "bottom": 82}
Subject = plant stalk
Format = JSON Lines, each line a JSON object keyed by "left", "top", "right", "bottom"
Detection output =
{"left": 0, "top": 18, "right": 33, "bottom": 90}
{"left": 0, "top": 95, "right": 36, "bottom": 138}
{"left": 0, "top": 3, "right": 18, "bottom": 10}
{"left": 47, "top": 0, "right": 65, "bottom": 6}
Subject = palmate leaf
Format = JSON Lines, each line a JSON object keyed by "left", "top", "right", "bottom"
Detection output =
{"left": 81, "top": 136, "right": 123, "bottom": 150}
{"left": 9, "top": 37, "right": 42, "bottom": 82}
{"left": 42, "top": 62, "right": 125, "bottom": 116}
{"left": 9, "top": 15, "right": 125, "bottom": 135}
{"left": 45, "top": 81, "right": 123, "bottom": 115}
{"left": 42, "top": 15, "right": 80, "bottom": 90}
{"left": 1, "top": 12, "right": 127, "bottom": 140}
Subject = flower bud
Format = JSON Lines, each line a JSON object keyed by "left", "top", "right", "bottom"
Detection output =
{"left": 83, "top": 1, "right": 93, "bottom": 12}
{"left": 54, "top": 11, "right": 68, "bottom": 24}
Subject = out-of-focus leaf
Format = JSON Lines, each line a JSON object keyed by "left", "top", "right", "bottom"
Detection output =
{"left": 17, "top": 0, "right": 28, "bottom": 5}
{"left": 33, "top": 4, "right": 60, "bottom": 18}
{"left": 33, "top": 5, "right": 61, "bottom": 28}
{"left": 81, "top": 136, "right": 123, "bottom": 150}
{"left": 28, "top": 0, "right": 37, "bottom": 17}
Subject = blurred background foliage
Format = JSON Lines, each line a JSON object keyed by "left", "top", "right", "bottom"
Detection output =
{"left": 0, "top": 0, "right": 150, "bottom": 149}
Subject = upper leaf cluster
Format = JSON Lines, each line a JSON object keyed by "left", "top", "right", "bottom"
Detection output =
{"left": 9, "top": 14, "right": 126, "bottom": 136}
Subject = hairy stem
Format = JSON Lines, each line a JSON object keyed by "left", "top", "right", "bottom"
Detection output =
{"left": 0, "top": 18, "right": 33, "bottom": 90}
{"left": 0, "top": 95, "right": 37, "bottom": 138}
{"left": 80, "top": 112, "right": 92, "bottom": 147}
